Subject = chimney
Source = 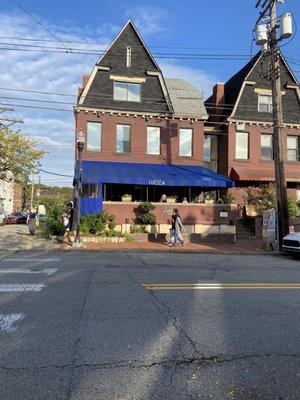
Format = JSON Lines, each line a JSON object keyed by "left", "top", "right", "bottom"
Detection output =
{"left": 212, "top": 83, "right": 225, "bottom": 121}
{"left": 77, "top": 75, "right": 90, "bottom": 98}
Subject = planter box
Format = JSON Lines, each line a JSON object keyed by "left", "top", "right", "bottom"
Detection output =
{"left": 121, "top": 196, "right": 132, "bottom": 202}
{"left": 130, "top": 233, "right": 149, "bottom": 242}
{"left": 166, "top": 198, "right": 176, "bottom": 204}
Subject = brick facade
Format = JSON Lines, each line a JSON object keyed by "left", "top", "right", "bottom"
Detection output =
{"left": 76, "top": 111, "right": 204, "bottom": 165}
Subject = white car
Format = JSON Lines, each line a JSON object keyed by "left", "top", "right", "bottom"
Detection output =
{"left": 283, "top": 233, "right": 300, "bottom": 258}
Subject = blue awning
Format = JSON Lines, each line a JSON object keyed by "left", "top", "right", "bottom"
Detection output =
{"left": 76, "top": 161, "right": 234, "bottom": 188}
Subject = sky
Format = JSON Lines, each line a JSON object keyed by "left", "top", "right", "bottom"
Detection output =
{"left": 0, "top": 0, "right": 299, "bottom": 187}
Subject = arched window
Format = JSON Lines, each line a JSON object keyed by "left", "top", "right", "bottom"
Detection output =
{"left": 126, "top": 46, "right": 132, "bottom": 68}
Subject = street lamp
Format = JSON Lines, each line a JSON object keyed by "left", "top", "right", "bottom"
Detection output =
{"left": 74, "top": 130, "right": 85, "bottom": 245}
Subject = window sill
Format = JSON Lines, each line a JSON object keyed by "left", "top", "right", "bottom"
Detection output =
{"left": 259, "top": 159, "right": 274, "bottom": 163}
{"left": 233, "top": 158, "right": 251, "bottom": 162}
{"left": 115, "top": 152, "right": 132, "bottom": 155}
{"left": 178, "top": 155, "right": 193, "bottom": 158}
{"left": 286, "top": 161, "right": 300, "bottom": 164}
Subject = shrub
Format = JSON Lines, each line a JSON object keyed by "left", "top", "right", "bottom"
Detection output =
{"left": 105, "top": 228, "right": 118, "bottom": 237}
{"left": 130, "top": 225, "right": 149, "bottom": 233}
{"left": 107, "top": 214, "right": 116, "bottom": 229}
{"left": 224, "top": 193, "right": 235, "bottom": 204}
{"left": 124, "top": 234, "right": 134, "bottom": 242}
{"left": 45, "top": 217, "right": 65, "bottom": 236}
{"left": 288, "top": 197, "right": 298, "bottom": 218}
{"left": 79, "top": 212, "right": 108, "bottom": 235}
{"left": 134, "top": 202, "right": 156, "bottom": 225}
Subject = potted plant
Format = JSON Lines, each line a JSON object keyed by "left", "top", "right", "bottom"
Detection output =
{"left": 166, "top": 196, "right": 177, "bottom": 204}
{"left": 121, "top": 194, "right": 132, "bottom": 202}
{"left": 204, "top": 193, "right": 214, "bottom": 205}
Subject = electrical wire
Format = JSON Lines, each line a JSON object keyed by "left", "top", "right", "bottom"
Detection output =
{"left": 10, "top": 0, "right": 71, "bottom": 51}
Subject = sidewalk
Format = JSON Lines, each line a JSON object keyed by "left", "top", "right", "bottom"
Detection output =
{"left": 61, "top": 239, "right": 270, "bottom": 254}
{"left": 0, "top": 224, "right": 60, "bottom": 255}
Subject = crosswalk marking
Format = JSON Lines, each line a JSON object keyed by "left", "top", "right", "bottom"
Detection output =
{"left": 0, "top": 284, "right": 45, "bottom": 292}
{"left": 4, "top": 258, "right": 61, "bottom": 262}
{"left": 0, "top": 268, "right": 57, "bottom": 275}
{"left": 142, "top": 283, "right": 300, "bottom": 290}
{"left": 0, "top": 314, "right": 24, "bottom": 332}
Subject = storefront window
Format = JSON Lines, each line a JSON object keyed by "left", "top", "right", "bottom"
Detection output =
{"left": 82, "top": 184, "right": 99, "bottom": 198}
{"left": 87, "top": 122, "right": 101, "bottom": 151}
{"left": 179, "top": 128, "right": 192, "bottom": 157}
{"left": 147, "top": 127, "right": 160, "bottom": 155}
{"left": 116, "top": 125, "right": 131, "bottom": 153}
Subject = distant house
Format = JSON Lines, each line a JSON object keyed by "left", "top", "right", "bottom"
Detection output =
{"left": 74, "top": 20, "right": 233, "bottom": 215}
{"left": 205, "top": 51, "right": 300, "bottom": 205}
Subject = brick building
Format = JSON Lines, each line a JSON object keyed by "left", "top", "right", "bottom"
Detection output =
{"left": 205, "top": 51, "right": 300, "bottom": 206}
{"left": 74, "top": 21, "right": 233, "bottom": 215}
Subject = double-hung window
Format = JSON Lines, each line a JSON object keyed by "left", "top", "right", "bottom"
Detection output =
{"left": 114, "top": 82, "right": 140, "bottom": 102}
{"left": 261, "top": 134, "right": 273, "bottom": 160}
{"left": 258, "top": 94, "right": 272, "bottom": 113}
{"left": 87, "top": 122, "right": 101, "bottom": 151}
{"left": 235, "top": 131, "right": 249, "bottom": 159}
{"left": 147, "top": 127, "right": 160, "bottom": 155}
{"left": 116, "top": 124, "right": 131, "bottom": 153}
{"left": 287, "top": 136, "right": 299, "bottom": 161}
{"left": 179, "top": 128, "right": 193, "bottom": 157}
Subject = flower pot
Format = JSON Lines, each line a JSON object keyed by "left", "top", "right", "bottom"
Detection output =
{"left": 122, "top": 196, "right": 132, "bottom": 202}
{"left": 166, "top": 198, "right": 176, "bottom": 204}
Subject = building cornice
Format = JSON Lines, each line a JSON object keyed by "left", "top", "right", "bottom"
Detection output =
{"left": 228, "top": 118, "right": 300, "bottom": 128}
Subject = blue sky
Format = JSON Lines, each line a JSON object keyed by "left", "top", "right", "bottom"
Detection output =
{"left": 1, "top": 0, "right": 299, "bottom": 186}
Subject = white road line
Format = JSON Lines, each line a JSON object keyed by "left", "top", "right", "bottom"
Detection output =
{"left": 4, "top": 258, "right": 61, "bottom": 262}
{"left": 0, "top": 314, "right": 24, "bottom": 332}
{"left": 0, "top": 284, "right": 45, "bottom": 292}
{"left": 0, "top": 268, "right": 57, "bottom": 275}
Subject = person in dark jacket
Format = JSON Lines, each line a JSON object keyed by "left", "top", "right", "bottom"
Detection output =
{"left": 169, "top": 208, "right": 185, "bottom": 246}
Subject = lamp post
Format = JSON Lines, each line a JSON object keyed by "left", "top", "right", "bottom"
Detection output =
{"left": 74, "top": 130, "right": 85, "bottom": 245}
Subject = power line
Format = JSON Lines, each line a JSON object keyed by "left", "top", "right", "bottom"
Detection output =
{"left": 10, "top": 0, "right": 71, "bottom": 52}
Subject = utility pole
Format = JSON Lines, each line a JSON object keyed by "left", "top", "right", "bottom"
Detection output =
{"left": 255, "top": 0, "right": 291, "bottom": 251}
{"left": 30, "top": 173, "right": 35, "bottom": 211}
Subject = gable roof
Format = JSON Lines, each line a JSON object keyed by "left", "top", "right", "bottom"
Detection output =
{"left": 165, "top": 79, "right": 208, "bottom": 120}
{"left": 97, "top": 20, "right": 160, "bottom": 71}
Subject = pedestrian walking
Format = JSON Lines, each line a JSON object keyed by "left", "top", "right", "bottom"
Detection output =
{"left": 61, "top": 213, "right": 71, "bottom": 244}
{"left": 169, "top": 208, "right": 185, "bottom": 247}
{"left": 27, "top": 208, "right": 37, "bottom": 235}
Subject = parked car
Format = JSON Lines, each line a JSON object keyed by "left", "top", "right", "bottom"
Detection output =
{"left": 283, "top": 232, "right": 300, "bottom": 258}
{"left": 4, "top": 211, "right": 28, "bottom": 224}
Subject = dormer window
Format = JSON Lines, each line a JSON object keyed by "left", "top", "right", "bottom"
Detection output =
{"left": 258, "top": 94, "right": 272, "bottom": 112}
{"left": 114, "top": 81, "right": 141, "bottom": 102}
{"left": 126, "top": 46, "right": 132, "bottom": 68}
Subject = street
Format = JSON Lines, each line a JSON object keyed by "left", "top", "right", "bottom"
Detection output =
{"left": 0, "top": 251, "right": 299, "bottom": 400}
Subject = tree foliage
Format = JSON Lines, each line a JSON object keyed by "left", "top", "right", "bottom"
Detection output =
{"left": 0, "top": 128, "right": 44, "bottom": 181}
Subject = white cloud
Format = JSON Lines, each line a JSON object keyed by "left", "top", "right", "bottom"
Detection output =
{"left": 0, "top": 11, "right": 217, "bottom": 186}
{"left": 126, "top": 5, "right": 168, "bottom": 36}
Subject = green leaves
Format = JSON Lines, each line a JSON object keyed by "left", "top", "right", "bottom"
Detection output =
{"left": 0, "top": 128, "right": 44, "bottom": 181}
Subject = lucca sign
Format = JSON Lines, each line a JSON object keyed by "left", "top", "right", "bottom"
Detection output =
{"left": 148, "top": 179, "right": 166, "bottom": 185}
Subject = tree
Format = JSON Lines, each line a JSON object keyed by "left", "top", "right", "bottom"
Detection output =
{"left": 0, "top": 128, "right": 44, "bottom": 181}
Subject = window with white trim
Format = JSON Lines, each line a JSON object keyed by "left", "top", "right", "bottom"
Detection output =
{"left": 87, "top": 122, "right": 101, "bottom": 151}
{"left": 114, "top": 82, "right": 140, "bottom": 102}
{"left": 179, "top": 128, "right": 193, "bottom": 157}
{"left": 258, "top": 94, "right": 272, "bottom": 113}
{"left": 116, "top": 124, "right": 131, "bottom": 153}
{"left": 147, "top": 126, "right": 160, "bottom": 155}
{"left": 287, "top": 136, "right": 299, "bottom": 161}
{"left": 235, "top": 131, "right": 249, "bottom": 159}
{"left": 261, "top": 134, "right": 273, "bottom": 160}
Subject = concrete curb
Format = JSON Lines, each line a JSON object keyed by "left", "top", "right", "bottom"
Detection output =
{"left": 59, "top": 247, "right": 280, "bottom": 256}
{"left": 0, "top": 248, "right": 18, "bottom": 260}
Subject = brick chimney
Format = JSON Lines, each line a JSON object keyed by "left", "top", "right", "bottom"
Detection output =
{"left": 78, "top": 75, "right": 90, "bottom": 97}
{"left": 212, "top": 83, "right": 225, "bottom": 121}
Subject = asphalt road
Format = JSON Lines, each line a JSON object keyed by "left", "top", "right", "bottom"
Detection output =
{"left": 0, "top": 251, "right": 299, "bottom": 400}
